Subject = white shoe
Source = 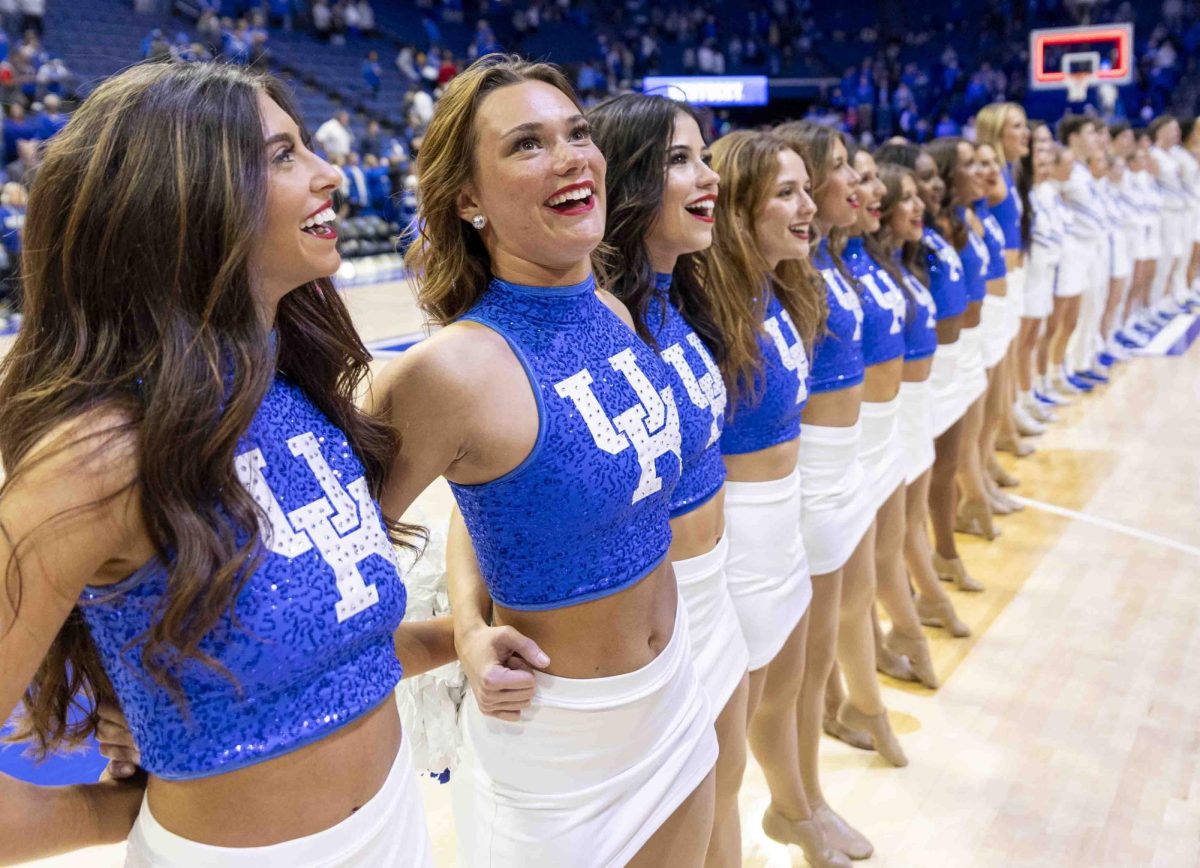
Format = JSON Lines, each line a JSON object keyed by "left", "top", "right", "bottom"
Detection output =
{"left": 1053, "top": 373, "right": 1084, "bottom": 395}
{"left": 1107, "top": 341, "right": 1130, "bottom": 362}
{"left": 1013, "top": 402, "right": 1047, "bottom": 436}
{"left": 1024, "top": 397, "right": 1055, "bottom": 423}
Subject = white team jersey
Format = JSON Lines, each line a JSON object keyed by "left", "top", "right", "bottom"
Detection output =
{"left": 1030, "top": 181, "right": 1066, "bottom": 265}
{"left": 1170, "top": 145, "right": 1200, "bottom": 209}
{"left": 1133, "top": 169, "right": 1163, "bottom": 227}
{"left": 1152, "top": 146, "right": 1188, "bottom": 212}
{"left": 1061, "top": 162, "right": 1105, "bottom": 240}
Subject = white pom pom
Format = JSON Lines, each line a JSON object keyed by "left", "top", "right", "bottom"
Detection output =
{"left": 394, "top": 516, "right": 467, "bottom": 781}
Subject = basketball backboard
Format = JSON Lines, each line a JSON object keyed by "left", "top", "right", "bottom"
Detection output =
{"left": 1029, "top": 23, "right": 1134, "bottom": 104}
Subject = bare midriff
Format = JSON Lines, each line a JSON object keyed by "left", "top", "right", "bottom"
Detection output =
{"left": 494, "top": 557, "right": 680, "bottom": 679}
{"left": 667, "top": 487, "right": 727, "bottom": 562}
{"left": 801, "top": 383, "right": 863, "bottom": 428}
{"left": 147, "top": 699, "right": 403, "bottom": 847}
{"left": 863, "top": 356, "right": 903, "bottom": 403}
{"left": 962, "top": 299, "right": 984, "bottom": 329}
{"left": 902, "top": 355, "right": 935, "bottom": 383}
{"left": 722, "top": 437, "right": 800, "bottom": 484}
{"left": 1004, "top": 248, "right": 1023, "bottom": 271}
{"left": 936, "top": 314, "right": 964, "bottom": 345}
{"left": 986, "top": 275, "right": 1008, "bottom": 297}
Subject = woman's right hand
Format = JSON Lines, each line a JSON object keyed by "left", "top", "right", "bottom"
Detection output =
{"left": 455, "top": 623, "right": 549, "bottom": 722}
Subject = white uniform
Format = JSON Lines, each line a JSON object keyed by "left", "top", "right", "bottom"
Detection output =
{"left": 1061, "top": 162, "right": 1107, "bottom": 372}
{"left": 1133, "top": 168, "right": 1163, "bottom": 261}
{"left": 1026, "top": 180, "right": 1065, "bottom": 318}
{"left": 1151, "top": 146, "right": 1189, "bottom": 311}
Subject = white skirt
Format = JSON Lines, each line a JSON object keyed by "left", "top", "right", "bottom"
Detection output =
{"left": 1024, "top": 254, "right": 1057, "bottom": 319}
{"left": 798, "top": 421, "right": 875, "bottom": 576}
{"left": 929, "top": 340, "right": 963, "bottom": 438}
{"left": 981, "top": 293, "right": 1010, "bottom": 369}
{"left": 1137, "top": 221, "right": 1163, "bottom": 261}
{"left": 956, "top": 325, "right": 989, "bottom": 415}
{"left": 125, "top": 734, "right": 433, "bottom": 868}
{"left": 899, "top": 379, "right": 936, "bottom": 484}
{"left": 1111, "top": 230, "right": 1133, "bottom": 280}
{"left": 1006, "top": 265, "right": 1026, "bottom": 337}
{"left": 453, "top": 597, "right": 717, "bottom": 868}
{"left": 724, "top": 469, "right": 812, "bottom": 671}
{"left": 675, "top": 536, "right": 751, "bottom": 706}
{"left": 858, "top": 395, "right": 906, "bottom": 514}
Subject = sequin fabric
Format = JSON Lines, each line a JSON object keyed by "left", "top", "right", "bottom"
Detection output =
{"left": 956, "top": 208, "right": 990, "bottom": 303}
{"left": 644, "top": 273, "right": 727, "bottom": 517}
{"left": 843, "top": 237, "right": 907, "bottom": 367}
{"left": 990, "top": 165, "right": 1023, "bottom": 251}
{"left": 810, "top": 242, "right": 866, "bottom": 394}
{"left": 720, "top": 290, "right": 810, "bottom": 455}
{"left": 922, "top": 226, "right": 969, "bottom": 320}
{"left": 448, "top": 274, "right": 681, "bottom": 611}
{"left": 975, "top": 199, "right": 1009, "bottom": 281}
{"left": 898, "top": 260, "right": 939, "bottom": 361}
{"left": 79, "top": 376, "right": 407, "bottom": 781}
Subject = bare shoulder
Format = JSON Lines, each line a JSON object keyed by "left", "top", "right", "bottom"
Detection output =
{"left": 595, "top": 288, "right": 637, "bottom": 332}
{"left": 371, "top": 320, "right": 519, "bottom": 416}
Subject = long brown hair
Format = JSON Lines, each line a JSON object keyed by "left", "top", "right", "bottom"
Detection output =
{"left": 701, "top": 130, "right": 826, "bottom": 409}
{"left": 873, "top": 163, "right": 926, "bottom": 315}
{"left": 774, "top": 120, "right": 855, "bottom": 284}
{"left": 0, "top": 61, "right": 408, "bottom": 756}
{"left": 926, "top": 137, "right": 969, "bottom": 251}
{"left": 404, "top": 54, "right": 587, "bottom": 325}
{"left": 587, "top": 92, "right": 723, "bottom": 361}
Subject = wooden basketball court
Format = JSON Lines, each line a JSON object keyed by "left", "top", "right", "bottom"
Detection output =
{"left": 11, "top": 277, "right": 1200, "bottom": 867}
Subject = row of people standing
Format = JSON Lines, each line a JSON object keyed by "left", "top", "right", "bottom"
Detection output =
{"left": 0, "top": 55, "right": 1145, "bottom": 868}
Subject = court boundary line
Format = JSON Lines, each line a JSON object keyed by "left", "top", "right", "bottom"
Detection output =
{"left": 1011, "top": 495, "right": 1200, "bottom": 558}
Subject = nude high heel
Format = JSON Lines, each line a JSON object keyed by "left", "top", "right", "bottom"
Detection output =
{"left": 996, "top": 434, "right": 1035, "bottom": 457}
{"left": 932, "top": 551, "right": 985, "bottom": 592}
{"left": 762, "top": 807, "right": 853, "bottom": 868}
{"left": 873, "top": 607, "right": 916, "bottom": 681}
{"left": 823, "top": 713, "right": 874, "bottom": 751}
{"left": 956, "top": 499, "right": 999, "bottom": 540}
{"left": 812, "top": 804, "right": 874, "bottom": 861}
{"left": 916, "top": 592, "right": 971, "bottom": 637}
{"left": 884, "top": 629, "right": 939, "bottom": 688}
{"left": 991, "top": 464, "right": 1020, "bottom": 488}
{"left": 837, "top": 701, "right": 908, "bottom": 767}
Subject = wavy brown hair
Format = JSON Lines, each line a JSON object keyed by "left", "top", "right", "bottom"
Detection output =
{"left": 0, "top": 62, "right": 409, "bottom": 757}
{"left": 587, "top": 92, "right": 723, "bottom": 360}
{"left": 926, "top": 137, "right": 969, "bottom": 251}
{"left": 701, "top": 130, "right": 826, "bottom": 409}
{"left": 873, "top": 163, "right": 927, "bottom": 318}
{"left": 774, "top": 120, "right": 856, "bottom": 285}
{"left": 405, "top": 55, "right": 590, "bottom": 325}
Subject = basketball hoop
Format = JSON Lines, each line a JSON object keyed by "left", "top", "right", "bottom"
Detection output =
{"left": 1066, "top": 71, "right": 1093, "bottom": 103}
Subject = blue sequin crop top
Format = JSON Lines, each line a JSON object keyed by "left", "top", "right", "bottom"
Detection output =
{"left": 843, "top": 237, "right": 906, "bottom": 367}
{"left": 719, "top": 289, "right": 809, "bottom": 455}
{"left": 80, "top": 375, "right": 408, "bottom": 781}
{"left": 956, "top": 209, "right": 989, "bottom": 304}
{"left": 646, "top": 273, "right": 727, "bottom": 516}
{"left": 990, "top": 165, "right": 1023, "bottom": 251}
{"left": 976, "top": 200, "right": 1008, "bottom": 282}
{"left": 449, "top": 275, "right": 681, "bottom": 610}
{"left": 810, "top": 242, "right": 865, "bottom": 394}
{"left": 898, "top": 259, "right": 938, "bottom": 361}
{"left": 922, "top": 227, "right": 968, "bottom": 321}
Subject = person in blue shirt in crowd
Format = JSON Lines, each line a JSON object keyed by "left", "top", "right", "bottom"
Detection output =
{"left": 362, "top": 50, "right": 382, "bottom": 96}
{"left": 341, "top": 151, "right": 371, "bottom": 216}
{"left": 35, "top": 94, "right": 66, "bottom": 140}
{"left": 3, "top": 104, "right": 38, "bottom": 165}
{"left": 363, "top": 153, "right": 392, "bottom": 218}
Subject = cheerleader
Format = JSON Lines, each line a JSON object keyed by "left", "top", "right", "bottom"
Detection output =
{"left": 1173, "top": 118, "right": 1200, "bottom": 306}
{"left": 1123, "top": 131, "right": 1164, "bottom": 341}
{"left": 584, "top": 93, "right": 753, "bottom": 867}
{"left": 974, "top": 103, "right": 1039, "bottom": 454}
{"left": 1052, "top": 114, "right": 1106, "bottom": 394}
{"left": 379, "top": 56, "right": 717, "bottom": 866}
{"left": 779, "top": 121, "right": 908, "bottom": 776}
{"left": 1147, "top": 117, "right": 1188, "bottom": 322}
{"left": 1, "top": 63, "right": 441, "bottom": 866}
{"left": 922, "top": 139, "right": 994, "bottom": 543}
{"left": 1108, "top": 122, "right": 1150, "bottom": 352}
{"left": 702, "top": 129, "right": 849, "bottom": 867}
{"left": 1023, "top": 144, "right": 1067, "bottom": 408}
{"left": 1014, "top": 123, "right": 1057, "bottom": 420}
{"left": 1096, "top": 153, "right": 1135, "bottom": 365}
{"left": 973, "top": 143, "right": 1029, "bottom": 524}
{"left": 873, "top": 140, "right": 972, "bottom": 635}
{"left": 1035, "top": 145, "right": 1083, "bottom": 403}
{"left": 774, "top": 120, "right": 880, "bottom": 860}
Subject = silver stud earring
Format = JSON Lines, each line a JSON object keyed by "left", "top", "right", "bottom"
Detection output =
{"left": 472, "top": 214, "right": 487, "bottom": 230}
